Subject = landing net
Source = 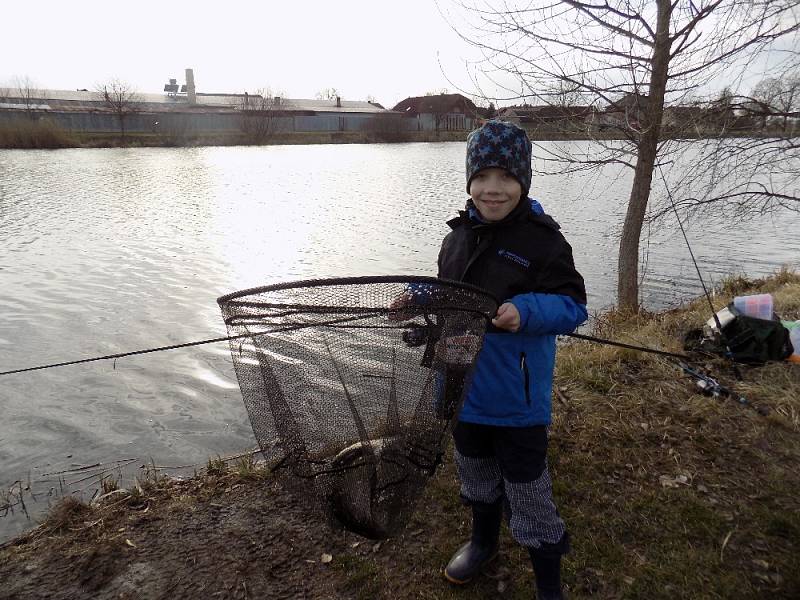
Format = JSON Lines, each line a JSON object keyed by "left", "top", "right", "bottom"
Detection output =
{"left": 218, "top": 276, "right": 497, "bottom": 538}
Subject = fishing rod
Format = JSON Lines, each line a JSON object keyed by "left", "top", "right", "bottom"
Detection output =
{"left": 622, "top": 165, "right": 771, "bottom": 413}
{"left": 677, "top": 361, "right": 768, "bottom": 416}
{"left": 0, "top": 312, "right": 386, "bottom": 377}
{"left": 0, "top": 314, "right": 694, "bottom": 378}
{"left": 0, "top": 303, "right": 495, "bottom": 377}
{"left": 0, "top": 287, "right": 760, "bottom": 415}
{"left": 565, "top": 332, "right": 692, "bottom": 360}
{"left": 565, "top": 329, "right": 766, "bottom": 416}
{"left": 657, "top": 165, "right": 743, "bottom": 381}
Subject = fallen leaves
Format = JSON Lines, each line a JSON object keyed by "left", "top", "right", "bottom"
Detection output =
{"left": 658, "top": 473, "right": 690, "bottom": 488}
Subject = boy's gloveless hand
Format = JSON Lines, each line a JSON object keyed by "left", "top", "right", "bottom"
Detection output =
{"left": 387, "top": 293, "right": 413, "bottom": 321}
{"left": 492, "top": 302, "right": 520, "bottom": 332}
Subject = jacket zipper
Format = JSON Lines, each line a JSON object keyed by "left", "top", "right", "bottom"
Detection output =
{"left": 520, "top": 352, "right": 531, "bottom": 406}
{"left": 461, "top": 232, "right": 490, "bottom": 280}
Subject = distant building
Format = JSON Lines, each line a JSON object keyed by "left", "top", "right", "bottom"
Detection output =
{"left": 0, "top": 69, "right": 398, "bottom": 136}
{"left": 661, "top": 105, "right": 711, "bottom": 135}
{"left": 0, "top": 88, "right": 396, "bottom": 135}
{"left": 592, "top": 93, "right": 650, "bottom": 131}
{"left": 497, "top": 105, "right": 591, "bottom": 131}
{"left": 392, "top": 94, "right": 478, "bottom": 132}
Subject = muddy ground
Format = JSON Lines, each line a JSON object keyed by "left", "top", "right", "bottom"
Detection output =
{"left": 0, "top": 461, "right": 523, "bottom": 600}
{"left": 1, "top": 476, "right": 352, "bottom": 599}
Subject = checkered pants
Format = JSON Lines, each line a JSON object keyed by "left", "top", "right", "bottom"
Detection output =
{"left": 453, "top": 421, "right": 567, "bottom": 550}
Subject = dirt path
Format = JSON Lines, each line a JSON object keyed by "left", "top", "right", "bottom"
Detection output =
{"left": 0, "top": 476, "right": 360, "bottom": 600}
{"left": 0, "top": 458, "right": 531, "bottom": 600}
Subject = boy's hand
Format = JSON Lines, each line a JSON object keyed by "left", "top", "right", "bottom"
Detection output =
{"left": 492, "top": 302, "right": 520, "bottom": 332}
{"left": 388, "top": 293, "right": 414, "bottom": 321}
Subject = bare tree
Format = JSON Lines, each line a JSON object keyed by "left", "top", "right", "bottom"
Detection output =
{"left": 750, "top": 72, "right": 800, "bottom": 132}
{"left": 238, "top": 87, "right": 285, "bottom": 142}
{"left": 548, "top": 80, "right": 586, "bottom": 108}
{"left": 452, "top": 1, "right": 799, "bottom": 310}
{"left": 316, "top": 87, "right": 340, "bottom": 101}
{"left": 96, "top": 79, "right": 142, "bottom": 140}
{"left": 12, "top": 76, "right": 42, "bottom": 120}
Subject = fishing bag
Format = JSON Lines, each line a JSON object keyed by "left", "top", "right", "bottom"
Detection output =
{"left": 218, "top": 276, "right": 497, "bottom": 539}
{"left": 684, "top": 305, "right": 794, "bottom": 364}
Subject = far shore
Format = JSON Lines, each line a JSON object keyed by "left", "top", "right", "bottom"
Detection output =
{"left": 1, "top": 122, "right": 794, "bottom": 150}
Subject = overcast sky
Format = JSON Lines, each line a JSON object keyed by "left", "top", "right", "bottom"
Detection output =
{"left": 1, "top": 1, "right": 483, "bottom": 108}
{"left": 2, "top": 1, "right": 793, "bottom": 108}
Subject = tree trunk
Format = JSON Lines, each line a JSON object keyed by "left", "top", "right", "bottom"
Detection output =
{"left": 617, "top": 0, "right": 673, "bottom": 312}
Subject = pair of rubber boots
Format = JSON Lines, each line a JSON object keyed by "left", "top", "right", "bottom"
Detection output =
{"left": 443, "top": 499, "right": 564, "bottom": 599}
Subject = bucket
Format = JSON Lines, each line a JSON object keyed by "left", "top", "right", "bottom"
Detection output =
{"left": 733, "top": 294, "right": 774, "bottom": 321}
{"left": 788, "top": 325, "right": 800, "bottom": 364}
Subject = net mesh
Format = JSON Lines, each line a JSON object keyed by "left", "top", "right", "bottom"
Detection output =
{"left": 218, "top": 276, "right": 497, "bottom": 539}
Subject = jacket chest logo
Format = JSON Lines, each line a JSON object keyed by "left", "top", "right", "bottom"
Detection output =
{"left": 497, "top": 249, "right": 531, "bottom": 269}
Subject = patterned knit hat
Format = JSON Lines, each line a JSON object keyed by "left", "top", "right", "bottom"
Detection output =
{"left": 466, "top": 120, "right": 532, "bottom": 196}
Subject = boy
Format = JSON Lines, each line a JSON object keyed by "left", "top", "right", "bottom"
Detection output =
{"left": 439, "top": 120, "right": 587, "bottom": 599}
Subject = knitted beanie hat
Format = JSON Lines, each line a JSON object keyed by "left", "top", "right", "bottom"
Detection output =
{"left": 466, "top": 120, "right": 532, "bottom": 196}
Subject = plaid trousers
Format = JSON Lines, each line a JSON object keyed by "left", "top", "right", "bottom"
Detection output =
{"left": 453, "top": 421, "right": 568, "bottom": 552}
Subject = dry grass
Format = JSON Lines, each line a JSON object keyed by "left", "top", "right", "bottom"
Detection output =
{"left": 0, "top": 119, "right": 76, "bottom": 149}
{"left": 545, "top": 270, "right": 800, "bottom": 598}
{"left": 39, "top": 496, "right": 93, "bottom": 535}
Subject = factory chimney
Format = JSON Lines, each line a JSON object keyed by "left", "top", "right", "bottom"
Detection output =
{"left": 185, "top": 68, "right": 196, "bottom": 104}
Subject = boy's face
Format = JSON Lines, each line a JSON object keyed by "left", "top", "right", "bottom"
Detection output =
{"left": 469, "top": 167, "right": 523, "bottom": 223}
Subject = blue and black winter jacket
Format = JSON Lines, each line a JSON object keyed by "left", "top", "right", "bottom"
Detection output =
{"left": 438, "top": 197, "right": 587, "bottom": 426}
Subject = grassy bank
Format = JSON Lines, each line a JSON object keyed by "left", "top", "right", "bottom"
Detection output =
{"left": 1, "top": 272, "right": 798, "bottom": 599}
{"left": 0, "top": 129, "right": 473, "bottom": 149}
{"left": 5, "top": 126, "right": 791, "bottom": 149}
{"left": 0, "top": 120, "right": 77, "bottom": 149}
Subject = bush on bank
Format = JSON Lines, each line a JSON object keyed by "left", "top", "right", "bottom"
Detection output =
{"left": 0, "top": 119, "right": 76, "bottom": 149}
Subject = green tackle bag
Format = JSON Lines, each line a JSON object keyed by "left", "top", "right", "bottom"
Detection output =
{"left": 684, "top": 305, "right": 794, "bottom": 364}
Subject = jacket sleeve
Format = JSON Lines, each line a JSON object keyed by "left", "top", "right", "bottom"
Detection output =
{"left": 537, "top": 237, "right": 587, "bottom": 305}
{"left": 509, "top": 293, "right": 588, "bottom": 335}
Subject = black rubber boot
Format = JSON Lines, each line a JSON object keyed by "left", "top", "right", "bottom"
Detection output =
{"left": 529, "top": 549, "right": 564, "bottom": 600}
{"left": 443, "top": 499, "right": 503, "bottom": 584}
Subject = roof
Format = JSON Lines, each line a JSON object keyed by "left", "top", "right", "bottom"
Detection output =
{"left": 391, "top": 94, "right": 477, "bottom": 114}
{"left": 609, "top": 93, "right": 650, "bottom": 111}
{"left": 274, "top": 98, "right": 386, "bottom": 113}
{"left": 0, "top": 88, "right": 389, "bottom": 114}
{"left": 499, "top": 105, "right": 591, "bottom": 119}
{"left": 662, "top": 106, "right": 708, "bottom": 119}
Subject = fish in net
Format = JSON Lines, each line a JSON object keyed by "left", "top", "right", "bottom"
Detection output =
{"left": 217, "top": 276, "right": 497, "bottom": 539}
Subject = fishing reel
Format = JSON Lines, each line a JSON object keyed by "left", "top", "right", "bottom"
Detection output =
{"left": 679, "top": 362, "right": 725, "bottom": 398}
{"left": 693, "top": 373, "right": 723, "bottom": 398}
{"left": 401, "top": 325, "right": 431, "bottom": 348}
{"left": 401, "top": 313, "right": 442, "bottom": 368}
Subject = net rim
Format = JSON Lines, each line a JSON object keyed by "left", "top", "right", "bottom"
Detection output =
{"left": 216, "top": 275, "right": 499, "bottom": 308}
